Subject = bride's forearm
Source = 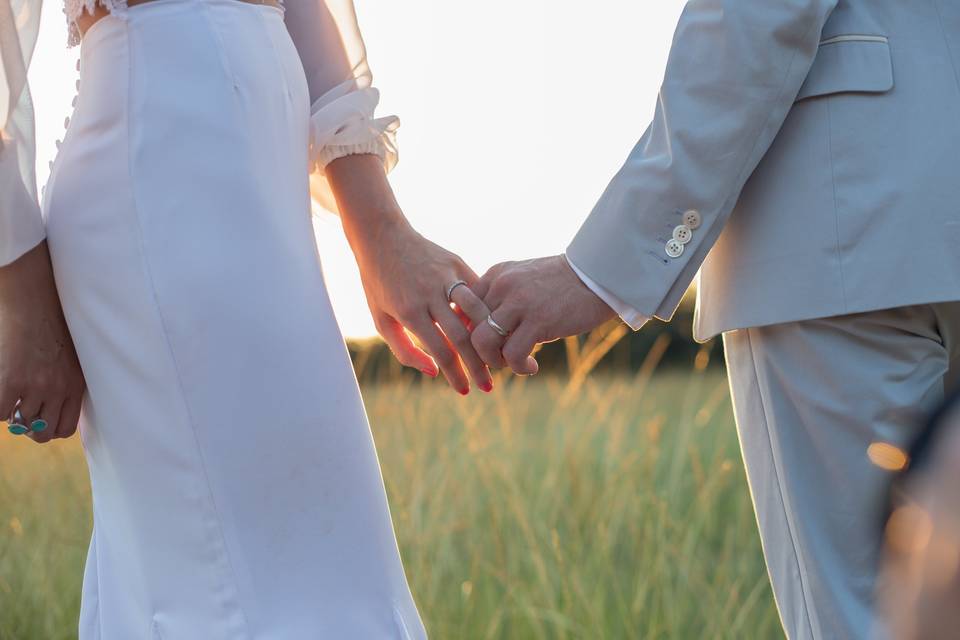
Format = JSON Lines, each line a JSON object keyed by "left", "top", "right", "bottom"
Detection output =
{"left": 325, "top": 154, "right": 412, "bottom": 261}
{"left": 0, "top": 242, "right": 58, "bottom": 314}
{"left": 324, "top": 153, "right": 493, "bottom": 393}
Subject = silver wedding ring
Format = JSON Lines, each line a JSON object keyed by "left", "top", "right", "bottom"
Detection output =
{"left": 486, "top": 314, "right": 510, "bottom": 338}
{"left": 445, "top": 280, "right": 468, "bottom": 303}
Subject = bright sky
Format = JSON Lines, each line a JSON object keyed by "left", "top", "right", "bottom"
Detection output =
{"left": 29, "top": 0, "right": 687, "bottom": 338}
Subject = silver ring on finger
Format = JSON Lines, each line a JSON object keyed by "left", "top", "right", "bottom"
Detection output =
{"left": 445, "top": 279, "right": 468, "bottom": 303}
{"left": 486, "top": 314, "right": 510, "bottom": 338}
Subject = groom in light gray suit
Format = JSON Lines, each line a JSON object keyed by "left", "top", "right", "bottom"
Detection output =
{"left": 458, "top": 0, "right": 960, "bottom": 637}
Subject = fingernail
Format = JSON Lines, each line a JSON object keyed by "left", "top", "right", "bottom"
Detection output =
{"left": 421, "top": 368, "right": 438, "bottom": 377}
{"left": 458, "top": 387, "right": 469, "bottom": 396}
{"left": 526, "top": 357, "right": 539, "bottom": 375}
{"left": 480, "top": 381, "right": 493, "bottom": 393}
{"left": 30, "top": 419, "right": 48, "bottom": 433}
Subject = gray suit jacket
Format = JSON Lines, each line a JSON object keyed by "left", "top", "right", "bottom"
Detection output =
{"left": 566, "top": 0, "right": 960, "bottom": 342}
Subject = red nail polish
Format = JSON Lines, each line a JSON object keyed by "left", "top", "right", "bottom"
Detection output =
{"left": 480, "top": 381, "right": 493, "bottom": 393}
{"left": 459, "top": 387, "right": 469, "bottom": 396}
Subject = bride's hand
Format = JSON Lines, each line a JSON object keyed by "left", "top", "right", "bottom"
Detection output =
{"left": 0, "top": 242, "right": 86, "bottom": 443}
{"left": 326, "top": 154, "right": 494, "bottom": 395}
{"left": 355, "top": 218, "right": 494, "bottom": 394}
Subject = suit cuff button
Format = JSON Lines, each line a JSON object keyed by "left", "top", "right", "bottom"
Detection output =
{"left": 665, "top": 239, "right": 684, "bottom": 258}
{"left": 682, "top": 209, "right": 702, "bottom": 230}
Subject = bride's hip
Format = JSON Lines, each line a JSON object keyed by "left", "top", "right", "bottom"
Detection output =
{"left": 61, "top": 0, "right": 309, "bottom": 169}
{"left": 46, "top": 0, "right": 311, "bottom": 237}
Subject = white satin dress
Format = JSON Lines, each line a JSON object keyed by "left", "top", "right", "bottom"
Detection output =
{"left": 1, "top": 0, "right": 425, "bottom": 637}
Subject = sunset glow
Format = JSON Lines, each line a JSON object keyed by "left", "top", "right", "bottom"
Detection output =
{"left": 29, "top": 0, "right": 687, "bottom": 336}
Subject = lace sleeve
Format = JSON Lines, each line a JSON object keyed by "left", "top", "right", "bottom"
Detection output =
{"left": 282, "top": 0, "right": 398, "bottom": 214}
{"left": 0, "top": 0, "right": 46, "bottom": 266}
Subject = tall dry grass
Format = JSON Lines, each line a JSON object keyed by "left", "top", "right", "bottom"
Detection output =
{"left": 0, "top": 331, "right": 780, "bottom": 639}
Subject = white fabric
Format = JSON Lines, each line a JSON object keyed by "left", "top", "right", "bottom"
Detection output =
{"left": 42, "top": 1, "right": 425, "bottom": 636}
{"left": 722, "top": 303, "right": 960, "bottom": 639}
{"left": 281, "top": 0, "right": 398, "bottom": 214}
{"left": 0, "top": 0, "right": 396, "bottom": 269}
{"left": 563, "top": 253, "right": 648, "bottom": 331}
{"left": 0, "top": 0, "right": 46, "bottom": 265}
{"left": 64, "top": 0, "right": 126, "bottom": 46}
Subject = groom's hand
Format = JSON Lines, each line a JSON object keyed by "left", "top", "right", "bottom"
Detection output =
{"left": 471, "top": 255, "right": 616, "bottom": 376}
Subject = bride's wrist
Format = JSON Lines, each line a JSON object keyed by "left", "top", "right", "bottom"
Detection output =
{"left": 344, "top": 208, "right": 416, "bottom": 262}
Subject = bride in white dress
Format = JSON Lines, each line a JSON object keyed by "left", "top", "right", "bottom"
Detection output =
{"left": 0, "top": 0, "right": 495, "bottom": 636}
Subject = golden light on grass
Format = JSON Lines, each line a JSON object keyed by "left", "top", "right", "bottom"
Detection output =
{"left": 694, "top": 346, "right": 711, "bottom": 372}
{"left": 867, "top": 441, "right": 909, "bottom": 471}
{"left": 8, "top": 516, "right": 22, "bottom": 537}
{"left": 0, "top": 345, "right": 784, "bottom": 638}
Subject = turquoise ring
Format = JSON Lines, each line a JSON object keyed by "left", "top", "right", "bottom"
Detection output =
{"left": 8, "top": 423, "right": 28, "bottom": 435}
{"left": 30, "top": 419, "right": 48, "bottom": 433}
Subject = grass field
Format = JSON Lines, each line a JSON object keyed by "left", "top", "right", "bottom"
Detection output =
{"left": 0, "top": 334, "right": 782, "bottom": 639}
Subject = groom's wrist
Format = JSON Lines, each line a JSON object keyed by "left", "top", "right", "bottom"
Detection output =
{"left": 563, "top": 254, "right": 649, "bottom": 331}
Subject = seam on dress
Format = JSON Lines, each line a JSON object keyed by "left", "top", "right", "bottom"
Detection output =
{"left": 825, "top": 98, "right": 849, "bottom": 313}
{"left": 121, "top": 18, "right": 251, "bottom": 639}
{"left": 744, "top": 328, "right": 821, "bottom": 639}
{"left": 392, "top": 605, "right": 413, "bottom": 640}
{"left": 198, "top": 2, "right": 241, "bottom": 91}
{"left": 257, "top": 10, "right": 293, "bottom": 102}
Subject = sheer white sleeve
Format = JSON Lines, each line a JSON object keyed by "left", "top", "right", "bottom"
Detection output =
{"left": 0, "top": 0, "right": 46, "bottom": 266}
{"left": 283, "top": 0, "right": 398, "bottom": 214}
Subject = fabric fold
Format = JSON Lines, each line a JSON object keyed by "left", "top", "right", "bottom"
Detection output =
{"left": 306, "top": 83, "right": 398, "bottom": 215}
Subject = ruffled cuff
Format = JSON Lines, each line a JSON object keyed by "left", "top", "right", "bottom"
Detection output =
{"left": 307, "top": 81, "right": 399, "bottom": 215}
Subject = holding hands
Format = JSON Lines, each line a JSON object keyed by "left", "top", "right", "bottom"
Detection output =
{"left": 358, "top": 225, "right": 614, "bottom": 389}
{"left": 467, "top": 255, "right": 616, "bottom": 376}
{"left": 329, "top": 157, "right": 615, "bottom": 394}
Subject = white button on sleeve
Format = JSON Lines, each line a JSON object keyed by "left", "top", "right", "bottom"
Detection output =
{"left": 673, "top": 224, "right": 692, "bottom": 244}
{"left": 682, "top": 209, "right": 702, "bottom": 230}
{"left": 665, "top": 239, "right": 684, "bottom": 258}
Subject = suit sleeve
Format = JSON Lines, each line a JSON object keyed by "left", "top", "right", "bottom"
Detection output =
{"left": 566, "top": 0, "right": 840, "bottom": 321}
{"left": 283, "top": 0, "right": 399, "bottom": 215}
{"left": 0, "top": 0, "right": 46, "bottom": 267}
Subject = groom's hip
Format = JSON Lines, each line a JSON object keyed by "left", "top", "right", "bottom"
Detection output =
{"left": 720, "top": 302, "right": 960, "bottom": 639}
{"left": 693, "top": 224, "right": 960, "bottom": 341}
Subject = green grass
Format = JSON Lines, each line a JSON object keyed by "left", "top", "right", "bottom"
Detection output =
{"left": 0, "top": 336, "right": 781, "bottom": 639}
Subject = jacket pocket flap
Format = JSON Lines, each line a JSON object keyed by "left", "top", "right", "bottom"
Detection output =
{"left": 795, "top": 36, "right": 893, "bottom": 101}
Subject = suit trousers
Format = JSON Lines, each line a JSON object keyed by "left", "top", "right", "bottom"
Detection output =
{"left": 722, "top": 303, "right": 960, "bottom": 639}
